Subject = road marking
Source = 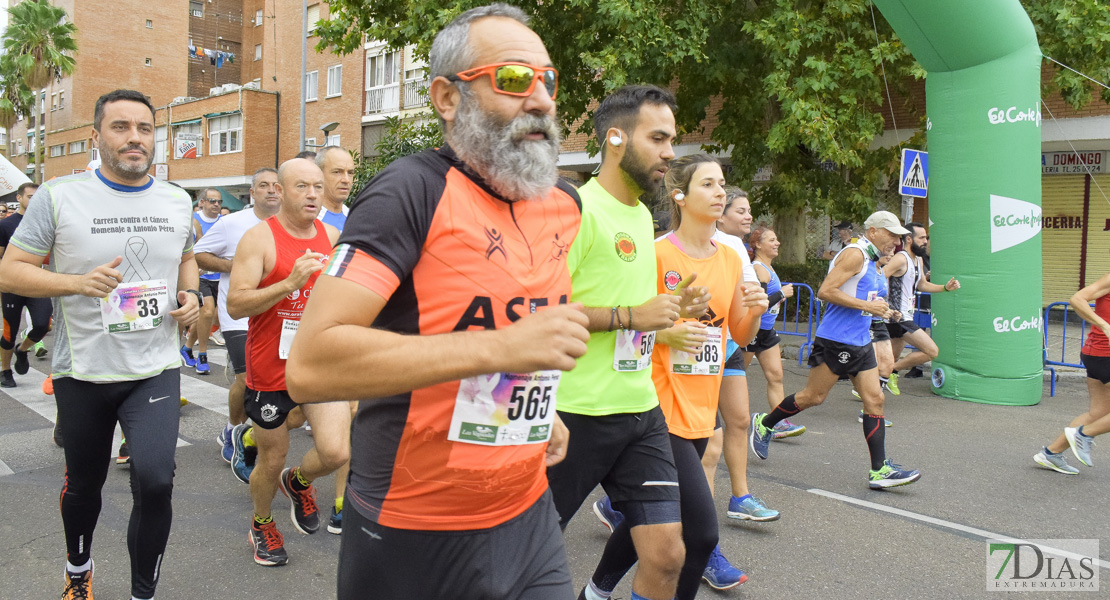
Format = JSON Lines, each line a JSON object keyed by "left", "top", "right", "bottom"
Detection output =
{"left": 809, "top": 488, "right": 1110, "bottom": 570}
{"left": 0, "top": 458, "right": 13, "bottom": 477}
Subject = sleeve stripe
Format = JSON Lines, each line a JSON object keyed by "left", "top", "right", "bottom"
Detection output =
{"left": 325, "top": 243, "right": 402, "bottom": 300}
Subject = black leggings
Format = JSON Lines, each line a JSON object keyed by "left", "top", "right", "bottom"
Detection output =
{"left": 54, "top": 368, "right": 180, "bottom": 600}
{"left": 589, "top": 435, "right": 718, "bottom": 600}
{"left": 0, "top": 292, "right": 51, "bottom": 350}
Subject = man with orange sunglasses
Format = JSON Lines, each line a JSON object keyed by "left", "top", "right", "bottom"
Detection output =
{"left": 288, "top": 4, "right": 588, "bottom": 599}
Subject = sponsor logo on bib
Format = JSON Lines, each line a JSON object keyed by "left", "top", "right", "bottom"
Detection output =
{"left": 614, "top": 232, "right": 637, "bottom": 262}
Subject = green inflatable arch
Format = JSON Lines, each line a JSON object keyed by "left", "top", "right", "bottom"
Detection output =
{"left": 874, "top": 0, "right": 1043, "bottom": 405}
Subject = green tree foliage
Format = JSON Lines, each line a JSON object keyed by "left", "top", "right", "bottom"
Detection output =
{"left": 319, "top": 0, "right": 1109, "bottom": 261}
{"left": 2, "top": 0, "right": 78, "bottom": 182}
{"left": 349, "top": 115, "right": 443, "bottom": 201}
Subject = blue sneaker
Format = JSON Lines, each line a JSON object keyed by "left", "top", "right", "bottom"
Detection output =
{"left": 195, "top": 353, "right": 210, "bottom": 375}
{"left": 327, "top": 506, "right": 342, "bottom": 535}
{"left": 218, "top": 423, "right": 234, "bottom": 464}
{"left": 1064, "top": 426, "right": 1095, "bottom": 467}
{"left": 231, "top": 423, "right": 257, "bottom": 484}
{"left": 179, "top": 345, "right": 196, "bottom": 368}
{"left": 592, "top": 496, "right": 624, "bottom": 532}
{"left": 868, "top": 458, "right": 921, "bottom": 489}
{"left": 749, "top": 413, "right": 772, "bottom": 460}
{"left": 772, "top": 419, "right": 806, "bottom": 440}
{"left": 727, "top": 495, "right": 780, "bottom": 522}
{"left": 1034, "top": 447, "right": 1079, "bottom": 475}
{"left": 702, "top": 545, "right": 747, "bottom": 590}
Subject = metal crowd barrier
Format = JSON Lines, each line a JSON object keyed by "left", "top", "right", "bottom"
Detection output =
{"left": 1042, "top": 301, "right": 1092, "bottom": 398}
{"left": 773, "top": 282, "right": 819, "bottom": 365}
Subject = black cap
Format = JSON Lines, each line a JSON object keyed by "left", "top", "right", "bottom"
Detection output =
{"left": 835, "top": 221, "right": 852, "bottom": 230}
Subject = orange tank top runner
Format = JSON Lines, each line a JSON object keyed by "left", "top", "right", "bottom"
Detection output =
{"left": 1082, "top": 293, "right": 1110, "bottom": 358}
{"left": 651, "top": 233, "right": 744, "bottom": 439}
{"left": 245, "top": 216, "right": 332, "bottom": 392}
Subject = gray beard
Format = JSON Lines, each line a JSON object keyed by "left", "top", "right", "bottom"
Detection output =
{"left": 450, "top": 92, "right": 561, "bottom": 201}
{"left": 102, "top": 146, "right": 153, "bottom": 181}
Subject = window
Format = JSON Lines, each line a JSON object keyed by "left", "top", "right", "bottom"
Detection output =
{"left": 326, "top": 134, "right": 340, "bottom": 147}
{"left": 0, "top": 131, "right": 6, "bottom": 146}
{"left": 303, "top": 137, "right": 316, "bottom": 149}
{"left": 144, "top": 58, "right": 152, "bottom": 67}
{"left": 208, "top": 113, "right": 242, "bottom": 155}
{"left": 255, "top": 8, "right": 263, "bottom": 25}
{"left": 15, "top": 140, "right": 23, "bottom": 155}
{"left": 153, "top": 126, "right": 166, "bottom": 163}
{"left": 367, "top": 51, "right": 399, "bottom": 88}
{"left": 254, "top": 44, "right": 262, "bottom": 61}
{"left": 58, "top": 91, "right": 64, "bottom": 109}
{"left": 326, "top": 65, "right": 342, "bottom": 97}
{"left": 146, "top": 19, "right": 152, "bottom": 28}
{"left": 304, "top": 70, "right": 318, "bottom": 102}
{"left": 189, "top": 1, "right": 203, "bottom": 17}
{"left": 306, "top": 4, "right": 320, "bottom": 35}
{"left": 51, "top": 93, "right": 58, "bottom": 111}
{"left": 68, "top": 140, "right": 86, "bottom": 155}
{"left": 49, "top": 144, "right": 64, "bottom": 158}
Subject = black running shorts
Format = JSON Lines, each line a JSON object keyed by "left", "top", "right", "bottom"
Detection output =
{"left": 743, "top": 327, "right": 781, "bottom": 353}
{"left": 1081, "top": 353, "right": 1110, "bottom": 385}
{"left": 244, "top": 386, "right": 297, "bottom": 429}
{"left": 808, "top": 337, "right": 878, "bottom": 377}
{"left": 869, "top": 320, "right": 890, "bottom": 342}
{"left": 199, "top": 277, "right": 219, "bottom": 300}
{"left": 338, "top": 489, "right": 572, "bottom": 600}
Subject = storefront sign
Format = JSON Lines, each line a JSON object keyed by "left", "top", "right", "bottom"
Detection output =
{"left": 1042, "top": 151, "right": 1105, "bottom": 175}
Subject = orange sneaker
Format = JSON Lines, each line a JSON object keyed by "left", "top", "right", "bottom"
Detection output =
{"left": 42, "top": 375, "right": 54, "bottom": 395}
{"left": 62, "top": 566, "right": 93, "bottom": 599}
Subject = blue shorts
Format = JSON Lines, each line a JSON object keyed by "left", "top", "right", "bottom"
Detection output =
{"left": 723, "top": 339, "right": 746, "bottom": 377}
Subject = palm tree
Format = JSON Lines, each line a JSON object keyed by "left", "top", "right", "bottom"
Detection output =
{"left": 3, "top": 0, "right": 77, "bottom": 182}
{"left": 0, "top": 53, "right": 33, "bottom": 130}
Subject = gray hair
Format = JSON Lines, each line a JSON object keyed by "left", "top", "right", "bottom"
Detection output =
{"left": 314, "top": 146, "right": 350, "bottom": 170}
{"left": 251, "top": 167, "right": 278, "bottom": 188}
{"left": 430, "top": 3, "right": 530, "bottom": 80}
{"left": 197, "top": 187, "right": 222, "bottom": 202}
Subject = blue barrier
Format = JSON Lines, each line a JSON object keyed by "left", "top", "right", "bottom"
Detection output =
{"left": 912, "top": 291, "right": 932, "bottom": 330}
{"left": 1042, "top": 301, "right": 1093, "bottom": 397}
{"left": 773, "top": 282, "right": 819, "bottom": 365}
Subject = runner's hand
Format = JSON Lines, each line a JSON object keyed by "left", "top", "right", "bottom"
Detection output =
{"left": 76, "top": 256, "right": 123, "bottom": 298}
{"left": 286, "top": 252, "right": 327, "bottom": 290}
{"left": 633, "top": 294, "right": 683, "bottom": 331}
{"left": 891, "top": 310, "right": 902, "bottom": 323}
{"left": 657, "top": 321, "right": 708, "bottom": 354}
{"left": 545, "top": 414, "right": 570, "bottom": 467}
{"left": 782, "top": 283, "right": 794, "bottom": 299}
{"left": 864, "top": 297, "right": 892, "bottom": 319}
{"left": 675, "top": 273, "right": 710, "bottom": 319}
{"left": 944, "top": 277, "right": 960, "bottom": 291}
{"left": 500, "top": 304, "right": 589, "bottom": 373}
{"left": 170, "top": 290, "right": 200, "bottom": 327}
{"left": 741, "top": 282, "right": 769, "bottom": 312}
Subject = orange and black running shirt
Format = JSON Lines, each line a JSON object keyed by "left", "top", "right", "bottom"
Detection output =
{"left": 651, "top": 234, "right": 742, "bottom": 440}
{"left": 245, "top": 217, "right": 331, "bottom": 392}
{"left": 324, "top": 145, "right": 581, "bottom": 531}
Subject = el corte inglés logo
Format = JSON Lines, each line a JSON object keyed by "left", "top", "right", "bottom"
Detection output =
{"left": 989, "top": 194, "right": 1042, "bottom": 254}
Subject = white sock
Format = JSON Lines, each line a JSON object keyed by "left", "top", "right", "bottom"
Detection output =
{"left": 584, "top": 581, "right": 612, "bottom": 600}
{"left": 132, "top": 596, "right": 153, "bottom": 600}
{"left": 66, "top": 558, "right": 92, "bottom": 574}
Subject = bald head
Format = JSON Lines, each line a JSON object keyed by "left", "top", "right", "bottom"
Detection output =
{"left": 277, "top": 158, "right": 321, "bottom": 186}
{"left": 276, "top": 158, "right": 325, "bottom": 225}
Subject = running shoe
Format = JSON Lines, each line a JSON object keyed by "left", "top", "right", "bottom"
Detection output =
{"left": 195, "top": 353, "right": 210, "bottom": 375}
{"left": 851, "top": 389, "right": 863, "bottom": 401}
{"left": 231, "top": 424, "right": 257, "bottom": 484}
{"left": 13, "top": 349, "right": 29, "bottom": 375}
{"left": 42, "top": 375, "right": 53, "bottom": 395}
{"left": 61, "top": 563, "right": 93, "bottom": 600}
{"left": 279, "top": 467, "right": 321, "bottom": 534}
{"left": 179, "top": 345, "right": 196, "bottom": 368}
{"left": 33, "top": 340, "right": 47, "bottom": 358}
{"left": 0, "top": 369, "right": 15, "bottom": 388}
{"left": 1034, "top": 447, "right": 1079, "bottom": 475}
{"left": 749, "top": 413, "right": 772, "bottom": 460}
{"left": 328, "top": 507, "right": 342, "bottom": 535}
{"left": 702, "top": 545, "right": 747, "bottom": 590}
{"left": 210, "top": 330, "right": 225, "bottom": 346}
{"left": 858, "top": 411, "right": 892, "bottom": 427}
{"left": 116, "top": 439, "right": 130, "bottom": 465}
{"left": 249, "top": 520, "right": 289, "bottom": 566}
{"left": 905, "top": 366, "right": 924, "bottom": 379}
{"left": 592, "top": 496, "right": 624, "bottom": 533}
{"left": 1064, "top": 426, "right": 1095, "bottom": 467}
{"left": 885, "top": 372, "right": 901, "bottom": 395}
{"left": 868, "top": 459, "right": 921, "bottom": 489}
{"left": 772, "top": 419, "right": 805, "bottom": 440}
{"left": 180, "top": 396, "right": 188, "bottom": 406}
{"left": 726, "top": 495, "right": 780, "bottom": 522}
{"left": 218, "top": 423, "right": 234, "bottom": 464}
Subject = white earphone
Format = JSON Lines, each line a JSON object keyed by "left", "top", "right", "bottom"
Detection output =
{"left": 674, "top": 192, "right": 685, "bottom": 201}
{"left": 609, "top": 132, "right": 623, "bottom": 146}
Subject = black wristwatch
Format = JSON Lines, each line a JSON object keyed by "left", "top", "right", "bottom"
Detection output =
{"left": 184, "top": 288, "right": 204, "bottom": 307}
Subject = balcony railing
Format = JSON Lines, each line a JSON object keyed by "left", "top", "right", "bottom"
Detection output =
{"left": 403, "top": 78, "right": 429, "bottom": 109}
{"left": 364, "top": 84, "right": 400, "bottom": 115}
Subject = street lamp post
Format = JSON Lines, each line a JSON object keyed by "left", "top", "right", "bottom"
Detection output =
{"left": 303, "top": 122, "right": 340, "bottom": 149}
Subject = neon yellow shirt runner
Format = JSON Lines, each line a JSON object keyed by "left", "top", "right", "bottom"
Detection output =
{"left": 558, "top": 179, "right": 659, "bottom": 416}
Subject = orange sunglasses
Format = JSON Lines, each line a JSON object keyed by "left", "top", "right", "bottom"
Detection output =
{"left": 447, "top": 62, "right": 559, "bottom": 99}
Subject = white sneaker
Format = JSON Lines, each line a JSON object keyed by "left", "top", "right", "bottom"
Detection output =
{"left": 210, "top": 330, "right": 225, "bottom": 346}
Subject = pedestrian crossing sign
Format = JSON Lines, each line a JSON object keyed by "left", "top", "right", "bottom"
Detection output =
{"left": 899, "top": 149, "right": 929, "bottom": 198}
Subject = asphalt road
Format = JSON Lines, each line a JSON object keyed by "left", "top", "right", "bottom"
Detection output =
{"left": 1, "top": 339, "right": 1106, "bottom": 599}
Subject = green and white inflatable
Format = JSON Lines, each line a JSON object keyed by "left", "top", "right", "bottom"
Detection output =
{"left": 874, "top": 0, "right": 1043, "bottom": 405}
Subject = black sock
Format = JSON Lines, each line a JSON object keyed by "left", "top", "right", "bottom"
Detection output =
{"left": 862, "top": 414, "right": 886, "bottom": 470}
{"left": 762, "top": 394, "right": 801, "bottom": 429}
